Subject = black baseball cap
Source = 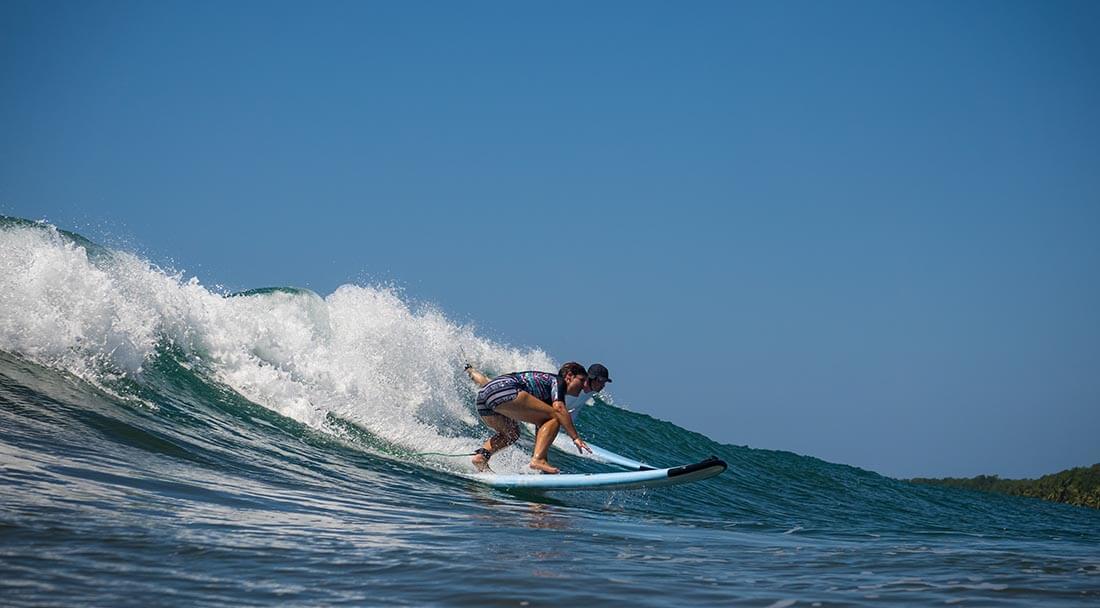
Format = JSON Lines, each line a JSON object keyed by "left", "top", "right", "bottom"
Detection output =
{"left": 587, "top": 363, "right": 612, "bottom": 383}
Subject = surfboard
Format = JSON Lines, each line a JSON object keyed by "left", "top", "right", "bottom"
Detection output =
{"left": 466, "top": 456, "right": 726, "bottom": 491}
{"left": 523, "top": 423, "right": 655, "bottom": 471}
{"left": 585, "top": 443, "right": 654, "bottom": 471}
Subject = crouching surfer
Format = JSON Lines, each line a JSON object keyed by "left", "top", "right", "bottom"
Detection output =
{"left": 467, "top": 362, "right": 611, "bottom": 421}
{"left": 470, "top": 362, "right": 592, "bottom": 474}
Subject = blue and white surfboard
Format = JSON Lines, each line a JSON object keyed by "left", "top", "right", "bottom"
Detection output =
{"left": 467, "top": 456, "right": 726, "bottom": 491}
{"left": 585, "top": 443, "right": 654, "bottom": 471}
{"left": 534, "top": 424, "right": 654, "bottom": 470}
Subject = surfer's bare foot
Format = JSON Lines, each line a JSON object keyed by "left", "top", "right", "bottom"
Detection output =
{"left": 529, "top": 459, "right": 559, "bottom": 474}
{"left": 470, "top": 448, "right": 492, "bottom": 472}
{"left": 473, "top": 452, "right": 490, "bottom": 472}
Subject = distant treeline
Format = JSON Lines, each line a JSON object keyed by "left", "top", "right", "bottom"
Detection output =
{"left": 910, "top": 464, "right": 1100, "bottom": 510}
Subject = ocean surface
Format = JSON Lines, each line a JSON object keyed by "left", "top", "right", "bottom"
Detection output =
{"left": 2, "top": 216, "right": 1098, "bottom": 606}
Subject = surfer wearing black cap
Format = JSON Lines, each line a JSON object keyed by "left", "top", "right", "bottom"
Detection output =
{"left": 576, "top": 363, "right": 612, "bottom": 412}
{"left": 468, "top": 362, "right": 592, "bottom": 474}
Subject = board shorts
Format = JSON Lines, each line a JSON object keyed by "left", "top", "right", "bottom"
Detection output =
{"left": 476, "top": 375, "right": 523, "bottom": 416}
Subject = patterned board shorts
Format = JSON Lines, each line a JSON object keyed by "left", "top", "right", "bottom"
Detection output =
{"left": 476, "top": 376, "right": 522, "bottom": 416}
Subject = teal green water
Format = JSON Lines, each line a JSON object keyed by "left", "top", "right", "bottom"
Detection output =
{"left": 1, "top": 218, "right": 1099, "bottom": 605}
{"left": 4, "top": 351, "right": 1100, "bottom": 606}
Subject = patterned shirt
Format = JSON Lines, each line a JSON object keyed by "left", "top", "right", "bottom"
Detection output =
{"left": 506, "top": 371, "right": 566, "bottom": 405}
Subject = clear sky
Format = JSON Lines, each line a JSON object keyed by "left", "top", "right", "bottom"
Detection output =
{"left": 2, "top": 0, "right": 1098, "bottom": 479}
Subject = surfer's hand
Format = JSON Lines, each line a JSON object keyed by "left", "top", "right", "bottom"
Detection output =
{"left": 573, "top": 437, "right": 591, "bottom": 454}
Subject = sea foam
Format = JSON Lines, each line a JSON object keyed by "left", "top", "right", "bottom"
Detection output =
{"left": 0, "top": 219, "right": 555, "bottom": 469}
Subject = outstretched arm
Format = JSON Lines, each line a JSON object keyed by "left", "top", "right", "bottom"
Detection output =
{"left": 551, "top": 400, "right": 590, "bottom": 453}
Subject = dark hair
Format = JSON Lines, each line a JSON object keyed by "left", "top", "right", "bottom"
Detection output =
{"left": 559, "top": 361, "right": 587, "bottom": 378}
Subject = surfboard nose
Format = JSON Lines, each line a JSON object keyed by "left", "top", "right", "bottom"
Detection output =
{"left": 668, "top": 456, "right": 727, "bottom": 478}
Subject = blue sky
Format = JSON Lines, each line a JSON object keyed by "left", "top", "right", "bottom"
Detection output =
{"left": 2, "top": 0, "right": 1098, "bottom": 478}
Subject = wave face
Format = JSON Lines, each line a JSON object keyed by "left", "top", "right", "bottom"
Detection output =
{"left": 2, "top": 217, "right": 1099, "bottom": 606}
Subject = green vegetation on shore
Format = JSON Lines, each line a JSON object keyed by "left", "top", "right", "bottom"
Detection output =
{"left": 910, "top": 464, "right": 1100, "bottom": 510}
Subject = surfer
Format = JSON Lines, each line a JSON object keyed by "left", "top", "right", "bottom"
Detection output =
{"left": 569, "top": 362, "right": 611, "bottom": 416}
{"left": 466, "top": 362, "right": 611, "bottom": 417}
{"left": 469, "top": 362, "right": 592, "bottom": 474}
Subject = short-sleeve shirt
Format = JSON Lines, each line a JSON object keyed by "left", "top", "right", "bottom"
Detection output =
{"left": 506, "top": 371, "right": 566, "bottom": 405}
{"left": 565, "top": 391, "right": 593, "bottom": 415}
